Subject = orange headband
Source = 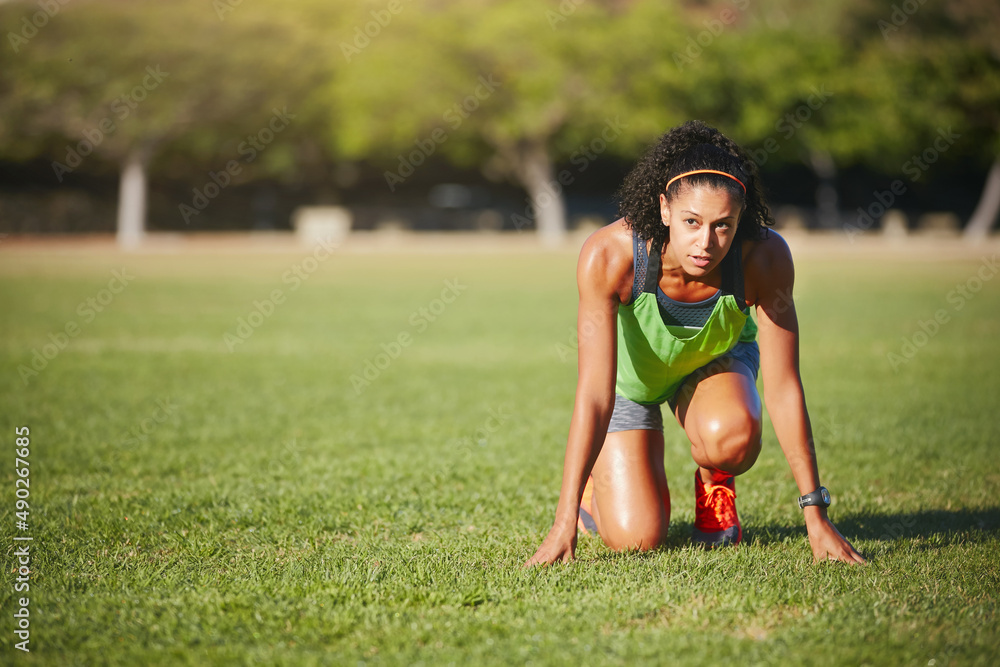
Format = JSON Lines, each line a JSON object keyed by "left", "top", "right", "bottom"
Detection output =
{"left": 665, "top": 169, "right": 746, "bottom": 194}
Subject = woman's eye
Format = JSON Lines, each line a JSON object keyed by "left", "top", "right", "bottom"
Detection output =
{"left": 685, "top": 218, "right": 698, "bottom": 226}
{"left": 717, "top": 223, "right": 730, "bottom": 230}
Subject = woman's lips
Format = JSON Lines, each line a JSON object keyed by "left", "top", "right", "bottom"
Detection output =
{"left": 690, "top": 256, "right": 711, "bottom": 268}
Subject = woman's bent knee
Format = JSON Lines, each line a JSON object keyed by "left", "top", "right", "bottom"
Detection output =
{"left": 601, "top": 525, "right": 669, "bottom": 552}
{"left": 695, "top": 411, "right": 762, "bottom": 475}
{"left": 598, "top": 513, "right": 670, "bottom": 552}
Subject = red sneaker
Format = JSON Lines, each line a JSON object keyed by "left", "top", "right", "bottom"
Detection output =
{"left": 692, "top": 470, "right": 742, "bottom": 548}
{"left": 577, "top": 476, "right": 599, "bottom": 536}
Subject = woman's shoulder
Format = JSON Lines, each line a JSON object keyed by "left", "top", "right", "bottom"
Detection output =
{"left": 578, "top": 218, "right": 635, "bottom": 301}
{"left": 743, "top": 229, "right": 794, "bottom": 305}
{"left": 743, "top": 229, "right": 793, "bottom": 273}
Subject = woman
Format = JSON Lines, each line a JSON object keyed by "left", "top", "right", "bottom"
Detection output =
{"left": 526, "top": 121, "right": 865, "bottom": 565}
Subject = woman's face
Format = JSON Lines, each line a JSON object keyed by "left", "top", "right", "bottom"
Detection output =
{"left": 659, "top": 184, "right": 742, "bottom": 276}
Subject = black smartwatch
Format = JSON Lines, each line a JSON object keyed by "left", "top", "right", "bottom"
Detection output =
{"left": 797, "top": 486, "right": 831, "bottom": 509}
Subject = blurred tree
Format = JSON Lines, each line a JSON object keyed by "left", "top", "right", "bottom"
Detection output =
{"left": 1, "top": 0, "right": 996, "bottom": 241}
{"left": 651, "top": 0, "right": 1000, "bottom": 236}
{"left": 663, "top": 0, "right": 850, "bottom": 227}
{"left": 823, "top": 0, "right": 1000, "bottom": 237}
{"left": 933, "top": 0, "right": 1000, "bottom": 239}
{"left": 0, "top": 0, "right": 336, "bottom": 244}
{"left": 657, "top": 0, "right": 924, "bottom": 229}
{"left": 324, "top": 0, "right": 686, "bottom": 243}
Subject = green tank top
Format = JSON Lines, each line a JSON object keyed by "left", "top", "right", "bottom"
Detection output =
{"left": 615, "top": 232, "right": 757, "bottom": 405}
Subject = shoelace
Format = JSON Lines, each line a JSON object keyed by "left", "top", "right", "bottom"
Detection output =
{"left": 698, "top": 483, "right": 737, "bottom": 532}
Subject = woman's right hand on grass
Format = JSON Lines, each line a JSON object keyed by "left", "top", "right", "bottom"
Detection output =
{"left": 524, "top": 516, "right": 578, "bottom": 566}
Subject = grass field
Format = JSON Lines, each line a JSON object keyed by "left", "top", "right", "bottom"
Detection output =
{"left": 1, "top": 236, "right": 999, "bottom": 666}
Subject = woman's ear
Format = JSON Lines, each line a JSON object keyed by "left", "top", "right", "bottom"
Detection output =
{"left": 659, "top": 193, "right": 670, "bottom": 228}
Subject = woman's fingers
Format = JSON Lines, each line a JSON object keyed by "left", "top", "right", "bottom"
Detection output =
{"left": 809, "top": 522, "right": 867, "bottom": 565}
{"left": 524, "top": 528, "right": 577, "bottom": 567}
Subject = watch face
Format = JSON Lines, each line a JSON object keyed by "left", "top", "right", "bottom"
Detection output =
{"left": 821, "top": 488, "right": 831, "bottom": 506}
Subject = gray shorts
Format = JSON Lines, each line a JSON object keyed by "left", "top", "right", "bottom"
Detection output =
{"left": 607, "top": 341, "right": 760, "bottom": 433}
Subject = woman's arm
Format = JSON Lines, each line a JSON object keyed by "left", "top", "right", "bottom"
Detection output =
{"left": 752, "top": 234, "right": 866, "bottom": 564}
{"left": 525, "top": 229, "right": 623, "bottom": 566}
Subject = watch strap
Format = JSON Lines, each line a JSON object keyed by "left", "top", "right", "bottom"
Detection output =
{"left": 797, "top": 486, "right": 830, "bottom": 509}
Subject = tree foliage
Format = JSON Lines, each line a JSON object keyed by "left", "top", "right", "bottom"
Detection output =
{"left": 1, "top": 0, "right": 997, "bottom": 233}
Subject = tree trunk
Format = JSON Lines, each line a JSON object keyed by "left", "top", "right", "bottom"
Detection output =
{"left": 963, "top": 157, "right": 1000, "bottom": 241}
{"left": 808, "top": 149, "right": 840, "bottom": 230}
{"left": 116, "top": 147, "right": 149, "bottom": 249}
{"left": 515, "top": 141, "right": 567, "bottom": 246}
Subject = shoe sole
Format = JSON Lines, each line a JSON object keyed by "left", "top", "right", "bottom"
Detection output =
{"left": 691, "top": 525, "right": 742, "bottom": 548}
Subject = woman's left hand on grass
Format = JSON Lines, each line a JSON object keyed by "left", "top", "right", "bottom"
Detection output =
{"left": 805, "top": 512, "right": 867, "bottom": 564}
{"left": 524, "top": 516, "right": 578, "bottom": 567}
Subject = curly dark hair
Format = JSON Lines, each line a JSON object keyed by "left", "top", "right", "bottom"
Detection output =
{"left": 616, "top": 120, "right": 774, "bottom": 246}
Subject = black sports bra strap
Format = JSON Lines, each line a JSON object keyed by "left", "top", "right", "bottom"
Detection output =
{"left": 721, "top": 241, "right": 746, "bottom": 308}
{"left": 629, "top": 230, "right": 644, "bottom": 303}
{"left": 644, "top": 236, "right": 662, "bottom": 294}
{"left": 639, "top": 233, "right": 743, "bottom": 305}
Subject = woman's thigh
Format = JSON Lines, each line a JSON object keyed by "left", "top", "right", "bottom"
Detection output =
{"left": 591, "top": 428, "right": 671, "bottom": 551}
{"left": 672, "top": 355, "right": 763, "bottom": 475}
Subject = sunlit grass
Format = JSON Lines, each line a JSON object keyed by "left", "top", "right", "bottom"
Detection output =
{"left": 0, "top": 242, "right": 998, "bottom": 665}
